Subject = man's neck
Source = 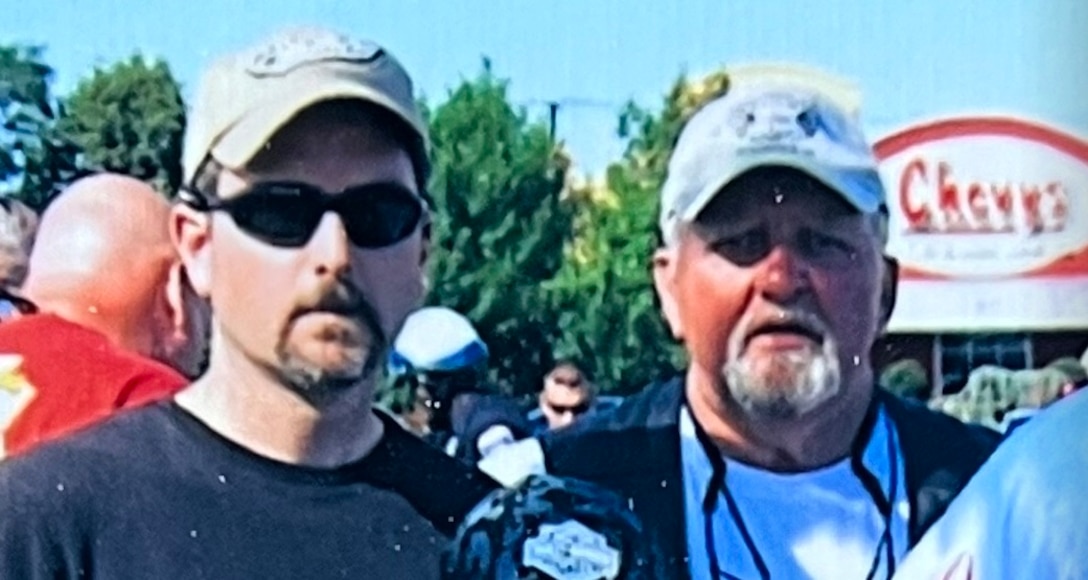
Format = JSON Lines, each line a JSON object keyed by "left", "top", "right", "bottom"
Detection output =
{"left": 175, "top": 351, "right": 384, "bottom": 469}
{"left": 39, "top": 299, "right": 154, "bottom": 357}
{"left": 685, "top": 364, "right": 873, "bottom": 472}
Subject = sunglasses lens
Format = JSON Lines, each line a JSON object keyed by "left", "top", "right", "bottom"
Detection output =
{"left": 218, "top": 182, "right": 422, "bottom": 248}
{"left": 339, "top": 185, "right": 423, "bottom": 248}
{"left": 0, "top": 301, "right": 18, "bottom": 321}
{"left": 0, "top": 296, "right": 34, "bottom": 321}
{"left": 228, "top": 185, "right": 322, "bottom": 247}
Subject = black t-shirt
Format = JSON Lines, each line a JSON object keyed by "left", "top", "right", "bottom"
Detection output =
{"left": 0, "top": 400, "right": 497, "bottom": 579}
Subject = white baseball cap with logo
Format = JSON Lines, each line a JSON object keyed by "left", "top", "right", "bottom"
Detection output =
{"left": 659, "top": 64, "right": 887, "bottom": 246}
{"left": 387, "top": 306, "right": 489, "bottom": 376}
{"left": 182, "top": 26, "right": 428, "bottom": 185}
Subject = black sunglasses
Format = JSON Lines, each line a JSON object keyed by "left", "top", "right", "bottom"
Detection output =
{"left": 0, "top": 289, "right": 37, "bottom": 321}
{"left": 181, "top": 181, "right": 427, "bottom": 248}
{"left": 545, "top": 400, "right": 591, "bottom": 415}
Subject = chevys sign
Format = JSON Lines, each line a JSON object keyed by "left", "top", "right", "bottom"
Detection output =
{"left": 875, "top": 118, "right": 1088, "bottom": 332}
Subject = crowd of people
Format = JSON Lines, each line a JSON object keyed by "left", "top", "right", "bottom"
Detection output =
{"left": 0, "top": 24, "right": 1085, "bottom": 580}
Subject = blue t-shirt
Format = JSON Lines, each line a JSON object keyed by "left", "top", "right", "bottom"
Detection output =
{"left": 894, "top": 389, "right": 1088, "bottom": 580}
{"left": 680, "top": 405, "right": 909, "bottom": 580}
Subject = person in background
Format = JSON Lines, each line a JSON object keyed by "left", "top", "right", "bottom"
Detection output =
{"left": 0, "top": 197, "right": 39, "bottom": 321}
{"left": 893, "top": 389, "right": 1088, "bottom": 579}
{"left": 0, "top": 197, "right": 38, "bottom": 291}
{"left": 533, "top": 362, "right": 597, "bottom": 432}
{"left": 1002, "top": 358, "right": 1087, "bottom": 437}
{"left": 0, "top": 287, "right": 36, "bottom": 323}
{"left": 389, "top": 305, "right": 532, "bottom": 463}
{"left": 877, "top": 359, "right": 929, "bottom": 404}
{"left": 0, "top": 174, "right": 208, "bottom": 458}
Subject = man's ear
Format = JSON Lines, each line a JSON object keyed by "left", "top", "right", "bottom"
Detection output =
{"left": 418, "top": 219, "right": 432, "bottom": 295}
{"left": 170, "top": 204, "right": 212, "bottom": 299}
{"left": 878, "top": 255, "right": 899, "bottom": 332}
{"left": 653, "top": 247, "right": 684, "bottom": 341}
{"left": 420, "top": 219, "right": 432, "bottom": 267}
{"left": 164, "top": 261, "right": 188, "bottom": 335}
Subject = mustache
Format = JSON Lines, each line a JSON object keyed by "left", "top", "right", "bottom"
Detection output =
{"left": 744, "top": 310, "right": 828, "bottom": 345}
{"left": 292, "top": 283, "right": 385, "bottom": 341}
{"left": 295, "top": 283, "right": 364, "bottom": 316}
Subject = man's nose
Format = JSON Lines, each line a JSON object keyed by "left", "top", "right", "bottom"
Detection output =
{"left": 307, "top": 212, "right": 352, "bottom": 279}
{"left": 755, "top": 245, "right": 810, "bottom": 303}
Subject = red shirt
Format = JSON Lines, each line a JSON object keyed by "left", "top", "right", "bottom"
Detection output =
{"left": 0, "top": 314, "right": 187, "bottom": 457}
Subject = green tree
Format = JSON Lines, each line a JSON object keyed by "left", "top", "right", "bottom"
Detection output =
{"left": 56, "top": 55, "right": 185, "bottom": 196}
{"left": 425, "top": 66, "right": 575, "bottom": 396}
{"left": 546, "top": 71, "right": 732, "bottom": 394}
{"left": 0, "top": 44, "right": 80, "bottom": 210}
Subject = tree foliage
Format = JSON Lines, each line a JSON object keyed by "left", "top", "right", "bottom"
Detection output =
{"left": 425, "top": 66, "right": 575, "bottom": 396}
{"left": 57, "top": 55, "right": 185, "bottom": 196}
{"left": 546, "top": 71, "right": 732, "bottom": 393}
{"left": 0, "top": 44, "right": 80, "bottom": 210}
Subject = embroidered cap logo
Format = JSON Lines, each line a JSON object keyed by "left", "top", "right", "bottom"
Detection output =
{"left": 243, "top": 29, "right": 385, "bottom": 77}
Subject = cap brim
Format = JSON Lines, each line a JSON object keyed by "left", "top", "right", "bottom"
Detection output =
{"left": 679, "top": 153, "right": 885, "bottom": 225}
{"left": 211, "top": 80, "right": 425, "bottom": 172}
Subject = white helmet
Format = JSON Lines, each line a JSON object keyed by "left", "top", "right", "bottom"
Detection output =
{"left": 388, "top": 306, "right": 489, "bottom": 376}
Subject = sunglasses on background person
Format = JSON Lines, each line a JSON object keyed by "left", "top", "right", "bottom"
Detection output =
{"left": 543, "top": 400, "right": 592, "bottom": 416}
{"left": 0, "top": 288, "right": 37, "bottom": 322}
{"left": 180, "top": 181, "right": 427, "bottom": 248}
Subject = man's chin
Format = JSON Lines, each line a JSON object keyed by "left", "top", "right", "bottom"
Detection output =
{"left": 724, "top": 367, "right": 840, "bottom": 420}
{"left": 277, "top": 347, "right": 380, "bottom": 395}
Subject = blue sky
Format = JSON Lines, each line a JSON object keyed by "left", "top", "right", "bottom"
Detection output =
{"left": 3, "top": 0, "right": 1085, "bottom": 174}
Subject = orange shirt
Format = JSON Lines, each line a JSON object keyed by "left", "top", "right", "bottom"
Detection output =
{"left": 0, "top": 314, "right": 187, "bottom": 457}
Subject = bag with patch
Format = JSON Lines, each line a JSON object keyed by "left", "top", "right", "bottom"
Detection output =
{"left": 442, "top": 474, "right": 664, "bottom": 580}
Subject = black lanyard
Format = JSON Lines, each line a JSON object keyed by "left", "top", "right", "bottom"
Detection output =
{"left": 691, "top": 402, "right": 899, "bottom": 580}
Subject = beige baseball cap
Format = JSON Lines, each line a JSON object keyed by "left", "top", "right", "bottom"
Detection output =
{"left": 183, "top": 26, "right": 428, "bottom": 185}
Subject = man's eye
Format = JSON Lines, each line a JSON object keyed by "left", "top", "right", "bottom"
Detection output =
{"left": 802, "top": 231, "right": 856, "bottom": 259}
{"left": 710, "top": 231, "right": 769, "bottom": 264}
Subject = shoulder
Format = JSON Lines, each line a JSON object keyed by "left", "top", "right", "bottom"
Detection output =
{"left": 541, "top": 377, "right": 684, "bottom": 479}
{"left": 895, "top": 392, "right": 1088, "bottom": 579}
{"left": 3, "top": 404, "right": 174, "bottom": 480}
{"left": 0, "top": 315, "right": 186, "bottom": 400}
{"left": 881, "top": 390, "right": 999, "bottom": 462}
{"left": 0, "top": 314, "right": 93, "bottom": 346}
{"left": 0, "top": 403, "right": 170, "bottom": 518}
{"left": 370, "top": 411, "right": 499, "bottom": 535}
{"left": 0, "top": 316, "right": 75, "bottom": 359}
{"left": 109, "top": 354, "right": 188, "bottom": 406}
{"left": 879, "top": 390, "right": 1001, "bottom": 540}
{"left": 453, "top": 393, "right": 532, "bottom": 440}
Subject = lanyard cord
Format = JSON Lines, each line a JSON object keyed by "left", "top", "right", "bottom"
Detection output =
{"left": 695, "top": 416, "right": 770, "bottom": 580}
{"left": 848, "top": 403, "right": 898, "bottom": 580}
{"left": 691, "top": 402, "right": 898, "bottom": 580}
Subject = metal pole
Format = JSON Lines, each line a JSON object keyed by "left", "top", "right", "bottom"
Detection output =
{"left": 548, "top": 102, "right": 559, "bottom": 142}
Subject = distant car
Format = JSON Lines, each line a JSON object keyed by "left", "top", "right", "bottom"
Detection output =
{"left": 525, "top": 395, "right": 624, "bottom": 432}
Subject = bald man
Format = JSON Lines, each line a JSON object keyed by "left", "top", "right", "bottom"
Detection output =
{"left": 0, "top": 174, "right": 209, "bottom": 458}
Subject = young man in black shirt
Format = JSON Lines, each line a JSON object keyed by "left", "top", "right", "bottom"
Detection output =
{"left": 0, "top": 26, "right": 496, "bottom": 579}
